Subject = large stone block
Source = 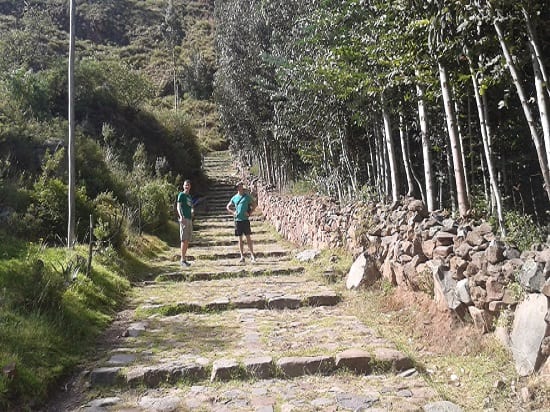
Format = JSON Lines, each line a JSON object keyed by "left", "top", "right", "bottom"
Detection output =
{"left": 510, "top": 294, "right": 549, "bottom": 376}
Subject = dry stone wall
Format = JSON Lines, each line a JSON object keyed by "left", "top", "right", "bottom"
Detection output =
{"left": 252, "top": 180, "right": 550, "bottom": 376}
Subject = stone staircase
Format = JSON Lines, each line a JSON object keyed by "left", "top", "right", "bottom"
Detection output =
{"left": 51, "top": 151, "right": 449, "bottom": 412}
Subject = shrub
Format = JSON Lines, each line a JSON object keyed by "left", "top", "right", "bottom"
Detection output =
{"left": 93, "top": 192, "right": 127, "bottom": 249}
{"left": 138, "top": 180, "right": 176, "bottom": 231}
{"left": 504, "top": 210, "right": 545, "bottom": 251}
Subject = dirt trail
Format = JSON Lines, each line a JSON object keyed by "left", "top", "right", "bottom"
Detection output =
{"left": 43, "top": 151, "right": 451, "bottom": 412}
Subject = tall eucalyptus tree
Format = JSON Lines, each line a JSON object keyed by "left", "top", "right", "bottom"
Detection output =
{"left": 427, "top": 1, "right": 471, "bottom": 217}
{"left": 215, "top": 0, "right": 277, "bottom": 183}
{"left": 488, "top": 0, "right": 550, "bottom": 203}
{"left": 161, "top": 0, "right": 184, "bottom": 111}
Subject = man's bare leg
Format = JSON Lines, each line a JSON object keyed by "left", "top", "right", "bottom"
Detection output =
{"left": 245, "top": 234, "right": 255, "bottom": 261}
{"left": 238, "top": 236, "right": 245, "bottom": 261}
{"left": 180, "top": 240, "right": 190, "bottom": 266}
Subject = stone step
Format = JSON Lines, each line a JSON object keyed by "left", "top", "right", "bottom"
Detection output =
{"left": 192, "top": 220, "right": 267, "bottom": 230}
{"left": 188, "top": 249, "right": 291, "bottom": 261}
{"left": 155, "top": 265, "right": 305, "bottom": 282}
{"left": 83, "top": 371, "right": 440, "bottom": 411}
{"left": 90, "top": 347, "right": 416, "bottom": 389}
{"left": 137, "top": 292, "right": 340, "bottom": 315}
{"left": 89, "top": 305, "right": 417, "bottom": 391}
{"left": 138, "top": 274, "right": 337, "bottom": 311}
{"left": 191, "top": 237, "right": 278, "bottom": 247}
{"left": 190, "top": 225, "right": 268, "bottom": 237}
{"left": 193, "top": 215, "right": 265, "bottom": 223}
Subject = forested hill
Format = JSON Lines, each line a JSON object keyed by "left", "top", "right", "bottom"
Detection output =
{"left": 0, "top": 0, "right": 221, "bottom": 243}
{"left": 0, "top": 0, "right": 215, "bottom": 89}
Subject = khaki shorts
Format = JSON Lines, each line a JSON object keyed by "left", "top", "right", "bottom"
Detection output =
{"left": 180, "top": 218, "right": 193, "bottom": 241}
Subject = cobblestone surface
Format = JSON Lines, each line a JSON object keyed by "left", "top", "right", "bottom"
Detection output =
{"left": 43, "top": 152, "right": 452, "bottom": 412}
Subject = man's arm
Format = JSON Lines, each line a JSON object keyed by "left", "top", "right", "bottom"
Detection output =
{"left": 177, "top": 201, "right": 184, "bottom": 221}
{"left": 226, "top": 200, "right": 235, "bottom": 215}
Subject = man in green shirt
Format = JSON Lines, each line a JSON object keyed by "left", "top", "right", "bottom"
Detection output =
{"left": 177, "top": 179, "right": 194, "bottom": 266}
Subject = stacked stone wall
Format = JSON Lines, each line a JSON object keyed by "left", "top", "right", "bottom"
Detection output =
{"left": 252, "top": 180, "right": 550, "bottom": 376}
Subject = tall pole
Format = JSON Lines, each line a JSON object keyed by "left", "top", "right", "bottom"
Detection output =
{"left": 67, "top": 0, "right": 76, "bottom": 248}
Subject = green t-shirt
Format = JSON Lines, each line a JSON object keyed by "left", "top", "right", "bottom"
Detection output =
{"left": 231, "top": 193, "right": 253, "bottom": 221}
{"left": 177, "top": 192, "right": 193, "bottom": 219}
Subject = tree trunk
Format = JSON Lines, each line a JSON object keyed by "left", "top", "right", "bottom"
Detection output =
{"left": 381, "top": 91, "right": 400, "bottom": 203}
{"left": 416, "top": 81, "right": 435, "bottom": 211}
{"left": 468, "top": 54, "right": 506, "bottom": 234}
{"left": 493, "top": 19, "right": 550, "bottom": 203}
{"left": 339, "top": 127, "right": 358, "bottom": 194}
{"left": 439, "top": 62, "right": 470, "bottom": 217}
{"left": 445, "top": 142, "right": 457, "bottom": 214}
{"left": 453, "top": 88, "right": 470, "bottom": 199}
{"left": 530, "top": 44, "right": 550, "bottom": 181}
{"left": 399, "top": 111, "right": 414, "bottom": 196}
{"left": 522, "top": 7, "right": 550, "bottom": 99}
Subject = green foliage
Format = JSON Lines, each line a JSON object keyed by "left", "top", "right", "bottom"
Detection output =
{"left": 76, "top": 136, "right": 125, "bottom": 200}
{"left": 1, "top": 68, "right": 53, "bottom": 121}
{"left": 0, "top": 248, "right": 62, "bottom": 315}
{"left": 137, "top": 179, "right": 176, "bottom": 232}
{"left": 180, "top": 98, "right": 226, "bottom": 152}
{"left": 93, "top": 192, "right": 128, "bottom": 250}
{"left": 287, "top": 179, "right": 316, "bottom": 196}
{"left": 503, "top": 210, "right": 545, "bottom": 251}
{"left": 10, "top": 150, "right": 93, "bottom": 242}
{"left": 0, "top": 231, "right": 130, "bottom": 409}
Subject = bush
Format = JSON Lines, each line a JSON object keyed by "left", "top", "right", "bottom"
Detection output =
{"left": 504, "top": 210, "right": 545, "bottom": 251}
{"left": 93, "top": 192, "right": 127, "bottom": 249}
{"left": 138, "top": 180, "right": 176, "bottom": 231}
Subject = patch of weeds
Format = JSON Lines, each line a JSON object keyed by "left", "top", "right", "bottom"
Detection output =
{"left": 353, "top": 203, "right": 379, "bottom": 244}
{"left": 286, "top": 179, "right": 317, "bottom": 196}
{"left": 503, "top": 210, "right": 545, "bottom": 251}
{"left": 507, "top": 280, "right": 525, "bottom": 302}
{"left": 376, "top": 278, "right": 394, "bottom": 296}
{"left": 493, "top": 309, "right": 513, "bottom": 330}
{"left": 369, "top": 357, "right": 393, "bottom": 374}
{"left": 301, "top": 248, "right": 352, "bottom": 282}
{"left": 413, "top": 267, "right": 434, "bottom": 297}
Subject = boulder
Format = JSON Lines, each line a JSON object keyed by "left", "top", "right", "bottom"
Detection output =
{"left": 346, "top": 253, "right": 381, "bottom": 289}
{"left": 510, "top": 294, "right": 549, "bottom": 376}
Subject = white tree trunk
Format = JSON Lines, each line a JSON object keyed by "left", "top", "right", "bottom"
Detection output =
{"left": 416, "top": 80, "right": 435, "bottom": 211}
{"left": 399, "top": 111, "right": 414, "bottom": 196}
{"left": 468, "top": 56, "right": 506, "bottom": 234}
{"left": 381, "top": 92, "right": 400, "bottom": 203}
{"left": 494, "top": 19, "right": 550, "bottom": 203}
{"left": 439, "top": 62, "right": 470, "bottom": 217}
{"left": 453, "top": 89, "right": 470, "bottom": 199}
{"left": 522, "top": 7, "right": 550, "bottom": 99}
{"left": 531, "top": 45, "right": 550, "bottom": 183}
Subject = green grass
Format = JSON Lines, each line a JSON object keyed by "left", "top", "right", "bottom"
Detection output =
{"left": 0, "top": 229, "right": 171, "bottom": 410}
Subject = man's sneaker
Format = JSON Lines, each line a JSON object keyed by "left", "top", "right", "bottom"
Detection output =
{"left": 180, "top": 260, "right": 191, "bottom": 267}
{"left": 250, "top": 255, "right": 256, "bottom": 262}
{"left": 239, "top": 256, "right": 245, "bottom": 263}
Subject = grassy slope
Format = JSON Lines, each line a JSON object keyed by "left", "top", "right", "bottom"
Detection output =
{"left": 0, "top": 1, "right": 220, "bottom": 409}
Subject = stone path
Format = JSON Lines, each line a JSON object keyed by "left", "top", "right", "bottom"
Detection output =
{"left": 49, "top": 152, "right": 454, "bottom": 412}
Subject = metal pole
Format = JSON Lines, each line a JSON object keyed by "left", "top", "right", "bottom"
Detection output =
{"left": 67, "top": 0, "right": 76, "bottom": 248}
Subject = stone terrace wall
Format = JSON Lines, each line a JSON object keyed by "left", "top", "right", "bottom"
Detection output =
{"left": 252, "top": 180, "right": 550, "bottom": 376}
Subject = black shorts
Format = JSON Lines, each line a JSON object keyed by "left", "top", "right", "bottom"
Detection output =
{"left": 235, "top": 220, "right": 252, "bottom": 236}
